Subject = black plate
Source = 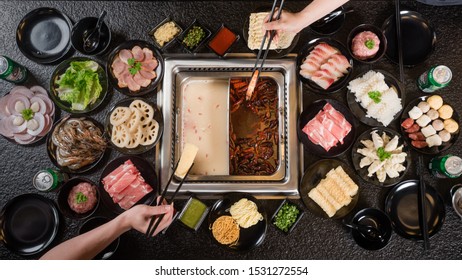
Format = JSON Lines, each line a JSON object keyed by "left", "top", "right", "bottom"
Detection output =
{"left": 384, "top": 180, "right": 445, "bottom": 240}
{"left": 347, "top": 69, "right": 405, "bottom": 127}
{"left": 0, "top": 194, "right": 60, "bottom": 256}
{"left": 46, "top": 115, "right": 108, "bottom": 174}
{"left": 99, "top": 155, "right": 158, "bottom": 214}
{"left": 350, "top": 208, "right": 393, "bottom": 251}
{"left": 352, "top": 127, "right": 410, "bottom": 187}
{"left": 105, "top": 97, "right": 164, "bottom": 155}
{"left": 298, "top": 99, "right": 357, "bottom": 158}
{"left": 49, "top": 57, "right": 109, "bottom": 114}
{"left": 309, "top": 6, "right": 346, "bottom": 36}
{"left": 57, "top": 177, "right": 100, "bottom": 220}
{"left": 400, "top": 95, "right": 460, "bottom": 155}
{"left": 242, "top": 5, "right": 300, "bottom": 59}
{"left": 299, "top": 159, "right": 359, "bottom": 219}
{"left": 297, "top": 37, "right": 354, "bottom": 94}
{"left": 107, "top": 40, "right": 164, "bottom": 96}
{"left": 208, "top": 193, "right": 267, "bottom": 252}
{"left": 79, "top": 216, "right": 119, "bottom": 259}
{"left": 346, "top": 24, "right": 387, "bottom": 64}
{"left": 382, "top": 10, "right": 436, "bottom": 67}
{"left": 16, "top": 7, "right": 73, "bottom": 64}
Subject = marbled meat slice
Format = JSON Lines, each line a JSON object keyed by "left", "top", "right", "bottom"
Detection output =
{"left": 315, "top": 111, "right": 348, "bottom": 144}
{"left": 107, "top": 171, "right": 138, "bottom": 197}
{"left": 117, "top": 179, "right": 153, "bottom": 210}
{"left": 102, "top": 160, "right": 138, "bottom": 190}
{"left": 119, "top": 49, "right": 133, "bottom": 64}
{"left": 132, "top": 46, "right": 145, "bottom": 61}
{"left": 323, "top": 103, "right": 352, "bottom": 140}
{"left": 303, "top": 118, "right": 339, "bottom": 151}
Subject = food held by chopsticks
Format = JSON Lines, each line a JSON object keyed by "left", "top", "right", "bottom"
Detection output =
{"left": 248, "top": 12, "right": 296, "bottom": 50}
{"left": 308, "top": 166, "right": 359, "bottom": 217}
{"left": 175, "top": 143, "right": 199, "bottom": 179}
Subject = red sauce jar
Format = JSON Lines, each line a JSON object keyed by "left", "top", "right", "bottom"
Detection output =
{"left": 207, "top": 25, "right": 239, "bottom": 57}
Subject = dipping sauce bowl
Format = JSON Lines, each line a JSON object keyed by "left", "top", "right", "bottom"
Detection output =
{"left": 177, "top": 196, "right": 209, "bottom": 231}
{"left": 450, "top": 184, "right": 462, "bottom": 219}
{"left": 207, "top": 24, "right": 240, "bottom": 57}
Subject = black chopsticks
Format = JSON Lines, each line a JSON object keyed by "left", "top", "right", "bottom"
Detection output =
{"left": 395, "top": 0, "right": 405, "bottom": 83}
{"left": 145, "top": 162, "right": 194, "bottom": 238}
{"left": 418, "top": 155, "right": 430, "bottom": 251}
{"left": 246, "top": 0, "right": 285, "bottom": 100}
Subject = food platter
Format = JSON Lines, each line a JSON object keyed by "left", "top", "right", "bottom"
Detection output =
{"left": 400, "top": 95, "right": 460, "bottom": 155}
{"left": 351, "top": 127, "right": 410, "bottom": 187}
{"left": 346, "top": 69, "right": 405, "bottom": 127}
{"left": 384, "top": 180, "right": 445, "bottom": 240}
{"left": 208, "top": 193, "right": 267, "bottom": 252}
{"left": 299, "top": 159, "right": 359, "bottom": 219}
{"left": 298, "top": 99, "right": 357, "bottom": 158}
{"left": 242, "top": 5, "right": 300, "bottom": 59}
{"left": 98, "top": 155, "right": 158, "bottom": 214}
{"left": 297, "top": 37, "right": 354, "bottom": 94}
{"left": 0, "top": 194, "right": 60, "bottom": 256}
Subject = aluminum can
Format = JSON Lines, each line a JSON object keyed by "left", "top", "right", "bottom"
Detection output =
{"left": 429, "top": 154, "right": 462, "bottom": 179}
{"left": 417, "top": 65, "right": 452, "bottom": 93}
{"left": 0, "top": 55, "right": 28, "bottom": 84}
{"left": 33, "top": 168, "right": 69, "bottom": 192}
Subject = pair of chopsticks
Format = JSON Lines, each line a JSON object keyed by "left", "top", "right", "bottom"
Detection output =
{"left": 417, "top": 155, "right": 430, "bottom": 251}
{"left": 145, "top": 161, "right": 194, "bottom": 237}
{"left": 246, "top": 0, "right": 285, "bottom": 100}
{"left": 395, "top": 0, "right": 405, "bottom": 83}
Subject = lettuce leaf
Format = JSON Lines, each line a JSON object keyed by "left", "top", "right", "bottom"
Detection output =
{"left": 55, "top": 61, "right": 102, "bottom": 110}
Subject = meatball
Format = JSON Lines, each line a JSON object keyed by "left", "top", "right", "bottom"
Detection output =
{"left": 68, "top": 182, "right": 98, "bottom": 214}
{"left": 351, "top": 31, "right": 380, "bottom": 60}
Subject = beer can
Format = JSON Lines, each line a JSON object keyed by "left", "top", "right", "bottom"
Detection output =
{"left": 33, "top": 168, "right": 69, "bottom": 192}
{"left": 429, "top": 154, "right": 462, "bottom": 179}
{"left": 0, "top": 55, "right": 28, "bottom": 84}
{"left": 417, "top": 65, "right": 452, "bottom": 93}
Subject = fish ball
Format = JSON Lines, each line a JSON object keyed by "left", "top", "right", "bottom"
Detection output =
{"left": 439, "top": 129, "right": 451, "bottom": 142}
{"left": 438, "top": 104, "right": 453, "bottom": 120}
{"left": 432, "top": 119, "right": 444, "bottom": 131}
{"left": 417, "top": 101, "right": 430, "bottom": 113}
{"left": 426, "top": 109, "right": 439, "bottom": 120}
{"left": 408, "top": 106, "right": 423, "bottom": 120}
{"left": 444, "top": 118, "right": 459, "bottom": 133}
{"left": 427, "top": 95, "right": 443, "bottom": 110}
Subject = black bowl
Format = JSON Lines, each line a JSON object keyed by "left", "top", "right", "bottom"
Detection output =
{"left": 99, "top": 155, "right": 158, "bottom": 214}
{"left": 297, "top": 37, "right": 354, "bottom": 94}
{"left": 382, "top": 10, "right": 436, "bottom": 67}
{"left": 16, "top": 7, "right": 74, "bottom": 64}
{"left": 0, "top": 194, "right": 60, "bottom": 256}
{"left": 176, "top": 19, "right": 212, "bottom": 54}
{"left": 385, "top": 180, "right": 445, "bottom": 240}
{"left": 57, "top": 177, "right": 100, "bottom": 220}
{"left": 309, "top": 6, "right": 346, "bottom": 36}
{"left": 79, "top": 216, "right": 120, "bottom": 259}
{"left": 105, "top": 97, "right": 164, "bottom": 155}
{"left": 71, "top": 17, "right": 111, "bottom": 56}
{"left": 400, "top": 95, "right": 460, "bottom": 155}
{"left": 271, "top": 198, "right": 304, "bottom": 234}
{"left": 298, "top": 99, "right": 357, "bottom": 158}
{"left": 346, "top": 24, "right": 387, "bottom": 64}
{"left": 299, "top": 159, "right": 359, "bottom": 219}
{"left": 347, "top": 69, "right": 405, "bottom": 127}
{"left": 350, "top": 208, "right": 393, "bottom": 250}
{"left": 46, "top": 115, "right": 108, "bottom": 174}
{"left": 49, "top": 57, "right": 109, "bottom": 114}
{"left": 352, "top": 127, "right": 410, "bottom": 187}
{"left": 242, "top": 5, "right": 300, "bottom": 59}
{"left": 107, "top": 40, "right": 164, "bottom": 96}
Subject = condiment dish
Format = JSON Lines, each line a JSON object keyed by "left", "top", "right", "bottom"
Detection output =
{"left": 149, "top": 16, "right": 183, "bottom": 51}
{"left": 176, "top": 19, "right": 212, "bottom": 54}
{"left": 71, "top": 16, "right": 111, "bottom": 56}
{"left": 271, "top": 199, "right": 304, "bottom": 234}
{"left": 57, "top": 177, "right": 100, "bottom": 220}
{"left": 347, "top": 24, "right": 387, "bottom": 64}
{"left": 349, "top": 208, "right": 392, "bottom": 250}
{"left": 177, "top": 195, "right": 209, "bottom": 231}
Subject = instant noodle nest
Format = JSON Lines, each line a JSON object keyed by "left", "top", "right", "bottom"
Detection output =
{"left": 211, "top": 215, "right": 240, "bottom": 245}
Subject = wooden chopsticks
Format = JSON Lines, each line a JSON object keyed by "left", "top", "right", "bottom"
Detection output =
{"left": 418, "top": 156, "right": 430, "bottom": 251}
{"left": 145, "top": 162, "right": 194, "bottom": 238}
{"left": 246, "top": 0, "right": 285, "bottom": 100}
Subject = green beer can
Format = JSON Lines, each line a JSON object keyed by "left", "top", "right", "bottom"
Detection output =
{"left": 417, "top": 65, "right": 452, "bottom": 93}
{"left": 429, "top": 154, "right": 462, "bottom": 179}
{"left": 33, "top": 168, "right": 69, "bottom": 192}
{"left": 0, "top": 55, "right": 28, "bottom": 84}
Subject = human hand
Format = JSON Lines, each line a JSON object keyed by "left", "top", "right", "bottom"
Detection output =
{"left": 121, "top": 203, "right": 174, "bottom": 236}
{"left": 262, "top": 9, "right": 305, "bottom": 42}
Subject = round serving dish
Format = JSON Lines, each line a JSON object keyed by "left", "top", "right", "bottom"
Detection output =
{"left": 57, "top": 177, "right": 100, "bottom": 220}
{"left": 71, "top": 16, "right": 112, "bottom": 56}
{"left": 49, "top": 57, "right": 109, "bottom": 114}
{"left": 105, "top": 97, "right": 163, "bottom": 155}
{"left": 309, "top": 6, "right": 347, "bottom": 36}
{"left": 297, "top": 37, "right": 353, "bottom": 94}
{"left": 107, "top": 40, "right": 164, "bottom": 97}
{"left": 346, "top": 24, "right": 387, "bottom": 64}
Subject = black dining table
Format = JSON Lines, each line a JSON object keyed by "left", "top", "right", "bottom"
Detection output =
{"left": 1, "top": 0, "right": 462, "bottom": 260}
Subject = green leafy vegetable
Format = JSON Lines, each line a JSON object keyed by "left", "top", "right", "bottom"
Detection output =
{"left": 182, "top": 26, "right": 206, "bottom": 49}
{"left": 55, "top": 60, "right": 102, "bottom": 111}
{"left": 75, "top": 192, "right": 88, "bottom": 204}
{"left": 365, "top": 39, "right": 375, "bottom": 49}
{"left": 21, "top": 108, "right": 34, "bottom": 121}
{"left": 127, "top": 58, "right": 142, "bottom": 75}
{"left": 368, "top": 91, "right": 382, "bottom": 104}
{"left": 377, "top": 147, "right": 391, "bottom": 162}
{"left": 273, "top": 202, "right": 300, "bottom": 232}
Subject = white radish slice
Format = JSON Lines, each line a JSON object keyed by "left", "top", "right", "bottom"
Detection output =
{"left": 34, "top": 94, "right": 54, "bottom": 115}
{"left": 30, "top": 97, "right": 47, "bottom": 114}
{"left": 13, "top": 116, "right": 25, "bottom": 126}
{"left": 11, "top": 86, "right": 34, "bottom": 98}
{"left": 27, "top": 113, "right": 45, "bottom": 136}
{"left": 7, "top": 93, "right": 30, "bottom": 115}
{"left": 27, "top": 119, "right": 39, "bottom": 131}
{"left": 0, "top": 118, "right": 14, "bottom": 138}
{"left": 30, "top": 85, "right": 47, "bottom": 96}
{"left": 38, "top": 114, "right": 52, "bottom": 137}
{"left": 14, "top": 132, "right": 36, "bottom": 145}
{"left": 14, "top": 101, "right": 27, "bottom": 114}
{"left": 5, "top": 115, "right": 26, "bottom": 134}
{"left": 0, "top": 94, "right": 11, "bottom": 118}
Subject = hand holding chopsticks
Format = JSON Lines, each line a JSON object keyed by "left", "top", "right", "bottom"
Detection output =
{"left": 246, "top": 0, "right": 285, "bottom": 100}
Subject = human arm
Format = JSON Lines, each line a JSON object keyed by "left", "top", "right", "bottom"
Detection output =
{"left": 263, "top": 0, "right": 350, "bottom": 34}
{"left": 39, "top": 204, "right": 174, "bottom": 260}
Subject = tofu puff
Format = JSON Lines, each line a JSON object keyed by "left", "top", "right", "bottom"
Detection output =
{"left": 427, "top": 95, "right": 443, "bottom": 110}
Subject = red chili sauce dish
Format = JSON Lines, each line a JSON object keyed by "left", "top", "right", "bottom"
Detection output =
{"left": 207, "top": 25, "right": 239, "bottom": 57}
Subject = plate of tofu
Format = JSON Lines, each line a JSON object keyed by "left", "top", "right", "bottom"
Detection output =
{"left": 299, "top": 159, "right": 360, "bottom": 219}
